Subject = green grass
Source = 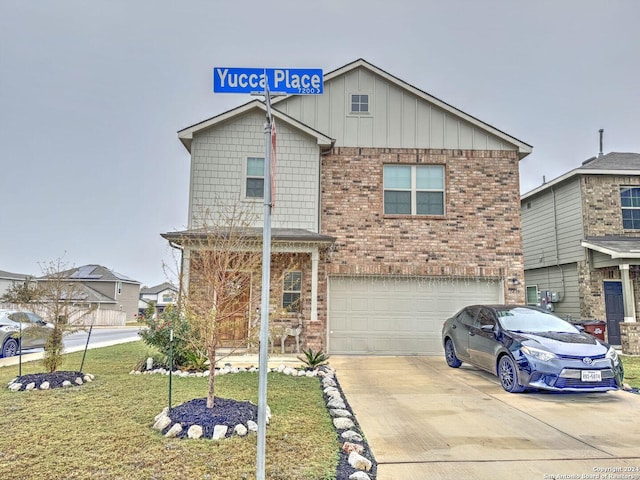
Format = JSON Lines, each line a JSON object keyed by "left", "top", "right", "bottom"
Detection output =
{"left": 622, "top": 354, "right": 640, "bottom": 389}
{"left": 0, "top": 342, "right": 339, "bottom": 480}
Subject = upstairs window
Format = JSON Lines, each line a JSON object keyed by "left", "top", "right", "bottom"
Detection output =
{"left": 383, "top": 165, "right": 445, "bottom": 215}
{"left": 351, "top": 94, "right": 369, "bottom": 113}
{"left": 282, "top": 271, "right": 302, "bottom": 311}
{"left": 246, "top": 157, "right": 264, "bottom": 198}
{"left": 621, "top": 187, "right": 640, "bottom": 229}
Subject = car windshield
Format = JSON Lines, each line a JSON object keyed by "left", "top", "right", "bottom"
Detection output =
{"left": 496, "top": 307, "right": 579, "bottom": 333}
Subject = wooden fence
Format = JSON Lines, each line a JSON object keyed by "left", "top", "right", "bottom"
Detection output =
{"left": 0, "top": 304, "right": 126, "bottom": 327}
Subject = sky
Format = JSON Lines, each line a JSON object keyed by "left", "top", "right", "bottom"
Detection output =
{"left": 1, "top": 0, "right": 639, "bottom": 288}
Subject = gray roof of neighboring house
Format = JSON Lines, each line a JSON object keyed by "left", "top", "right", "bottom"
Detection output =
{"left": 522, "top": 151, "right": 640, "bottom": 200}
{"left": 581, "top": 236, "right": 640, "bottom": 259}
{"left": 42, "top": 264, "right": 140, "bottom": 284}
{"left": 0, "top": 270, "right": 30, "bottom": 281}
{"left": 140, "top": 282, "right": 177, "bottom": 295}
{"left": 580, "top": 152, "right": 640, "bottom": 170}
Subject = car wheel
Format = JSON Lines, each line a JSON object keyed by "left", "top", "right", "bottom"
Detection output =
{"left": 1, "top": 338, "right": 19, "bottom": 358}
{"left": 444, "top": 338, "right": 462, "bottom": 368}
{"left": 498, "top": 355, "right": 525, "bottom": 393}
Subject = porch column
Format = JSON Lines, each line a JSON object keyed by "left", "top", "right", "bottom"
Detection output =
{"left": 311, "top": 248, "right": 319, "bottom": 322}
{"left": 619, "top": 264, "right": 636, "bottom": 322}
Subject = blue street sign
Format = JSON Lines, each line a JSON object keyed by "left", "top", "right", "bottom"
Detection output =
{"left": 213, "top": 67, "right": 323, "bottom": 95}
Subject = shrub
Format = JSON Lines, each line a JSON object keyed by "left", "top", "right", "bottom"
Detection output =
{"left": 297, "top": 348, "right": 330, "bottom": 370}
{"left": 139, "top": 306, "right": 192, "bottom": 368}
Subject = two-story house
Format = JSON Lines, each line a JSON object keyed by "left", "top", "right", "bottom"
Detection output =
{"left": 139, "top": 282, "right": 178, "bottom": 316}
{"left": 163, "top": 59, "right": 532, "bottom": 355}
{"left": 41, "top": 264, "right": 142, "bottom": 322}
{"left": 521, "top": 152, "right": 640, "bottom": 353}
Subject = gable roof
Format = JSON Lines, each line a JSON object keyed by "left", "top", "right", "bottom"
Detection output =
{"left": 0, "top": 270, "right": 29, "bottom": 281}
{"left": 140, "top": 282, "right": 178, "bottom": 295}
{"left": 177, "top": 99, "right": 334, "bottom": 153}
{"left": 40, "top": 264, "right": 140, "bottom": 284}
{"left": 273, "top": 58, "right": 532, "bottom": 158}
{"left": 522, "top": 152, "right": 640, "bottom": 200}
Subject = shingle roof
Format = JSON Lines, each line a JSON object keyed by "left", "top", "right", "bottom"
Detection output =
{"left": 582, "top": 236, "right": 640, "bottom": 259}
{"left": 162, "top": 227, "right": 336, "bottom": 245}
{"left": 140, "top": 282, "right": 178, "bottom": 295}
{"left": 0, "top": 270, "right": 30, "bottom": 281}
{"left": 580, "top": 152, "right": 640, "bottom": 170}
{"left": 43, "top": 265, "right": 140, "bottom": 284}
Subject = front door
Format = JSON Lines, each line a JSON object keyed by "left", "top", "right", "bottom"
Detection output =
{"left": 219, "top": 277, "right": 250, "bottom": 347}
{"left": 604, "top": 281, "right": 624, "bottom": 345}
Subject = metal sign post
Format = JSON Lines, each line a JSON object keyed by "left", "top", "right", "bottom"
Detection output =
{"left": 212, "top": 65, "right": 322, "bottom": 480}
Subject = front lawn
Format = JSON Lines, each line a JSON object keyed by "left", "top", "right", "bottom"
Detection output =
{"left": 0, "top": 342, "right": 338, "bottom": 480}
{"left": 622, "top": 354, "right": 640, "bottom": 389}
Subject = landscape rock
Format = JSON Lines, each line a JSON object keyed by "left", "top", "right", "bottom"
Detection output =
{"left": 152, "top": 415, "right": 172, "bottom": 432}
{"left": 348, "top": 451, "right": 372, "bottom": 472}
{"left": 234, "top": 424, "right": 248, "bottom": 436}
{"left": 212, "top": 425, "right": 228, "bottom": 440}
{"left": 62, "top": 380, "right": 72, "bottom": 388}
{"left": 247, "top": 420, "right": 258, "bottom": 432}
{"left": 187, "top": 425, "right": 203, "bottom": 439}
{"left": 341, "top": 430, "right": 363, "bottom": 442}
{"left": 83, "top": 375, "right": 93, "bottom": 383}
{"left": 25, "top": 382, "right": 35, "bottom": 391}
{"left": 342, "top": 442, "right": 365, "bottom": 455}
{"left": 349, "top": 472, "right": 371, "bottom": 480}
{"left": 39, "top": 381, "right": 50, "bottom": 390}
{"left": 154, "top": 407, "right": 169, "bottom": 423}
{"left": 330, "top": 409, "right": 352, "bottom": 418}
{"left": 333, "top": 417, "right": 355, "bottom": 430}
{"left": 327, "top": 397, "right": 346, "bottom": 409}
{"left": 75, "top": 377, "right": 83, "bottom": 385}
{"left": 165, "top": 423, "right": 183, "bottom": 438}
{"left": 9, "top": 383, "right": 22, "bottom": 391}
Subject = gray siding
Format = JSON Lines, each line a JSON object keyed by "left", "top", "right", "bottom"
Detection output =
{"left": 276, "top": 67, "right": 516, "bottom": 151}
{"left": 521, "top": 178, "right": 584, "bottom": 270}
{"left": 524, "top": 263, "right": 580, "bottom": 320}
{"left": 189, "top": 111, "right": 321, "bottom": 231}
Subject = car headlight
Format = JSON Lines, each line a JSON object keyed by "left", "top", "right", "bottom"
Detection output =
{"left": 521, "top": 345, "right": 556, "bottom": 362}
{"left": 606, "top": 346, "right": 620, "bottom": 366}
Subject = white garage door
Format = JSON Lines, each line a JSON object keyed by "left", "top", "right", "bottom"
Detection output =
{"left": 328, "top": 276, "right": 501, "bottom": 355}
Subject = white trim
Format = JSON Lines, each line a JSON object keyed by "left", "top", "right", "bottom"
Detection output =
{"left": 522, "top": 168, "right": 640, "bottom": 200}
{"left": 178, "top": 100, "right": 334, "bottom": 152}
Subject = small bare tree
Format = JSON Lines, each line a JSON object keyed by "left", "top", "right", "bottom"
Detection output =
{"left": 182, "top": 205, "right": 264, "bottom": 409}
{"left": 36, "top": 259, "right": 95, "bottom": 372}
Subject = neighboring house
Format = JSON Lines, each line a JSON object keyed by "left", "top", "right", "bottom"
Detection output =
{"left": 40, "top": 264, "right": 141, "bottom": 323}
{"left": 521, "top": 152, "right": 640, "bottom": 351}
{"left": 139, "top": 282, "right": 178, "bottom": 315}
{"left": 163, "top": 58, "right": 532, "bottom": 355}
{"left": 0, "top": 269, "right": 29, "bottom": 297}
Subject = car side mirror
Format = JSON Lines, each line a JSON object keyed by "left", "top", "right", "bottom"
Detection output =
{"left": 574, "top": 324, "right": 585, "bottom": 332}
{"left": 480, "top": 324, "right": 496, "bottom": 332}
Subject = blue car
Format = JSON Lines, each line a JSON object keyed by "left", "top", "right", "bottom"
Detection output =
{"left": 442, "top": 305, "right": 624, "bottom": 393}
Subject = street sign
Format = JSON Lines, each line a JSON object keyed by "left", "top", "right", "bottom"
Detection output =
{"left": 213, "top": 67, "right": 323, "bottom": 95}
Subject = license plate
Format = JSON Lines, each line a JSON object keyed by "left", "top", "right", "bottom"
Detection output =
{"left": 581, "top": 370, "right": 602, "bottom": 382}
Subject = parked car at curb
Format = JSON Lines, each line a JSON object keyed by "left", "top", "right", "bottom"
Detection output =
{"left": 0, "top": 309, "right": 53, "bottom": 358}
{"left": 442, "top": 305, "right": 624, "bottom": 393}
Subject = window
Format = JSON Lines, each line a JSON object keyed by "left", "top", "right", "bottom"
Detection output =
{"left": 383, "top": 165, "right": 444, "bottom": 215}
{"left": 246, "top": 157, "right": 265, "bottom": 198}
{"left": 526, "top": 285, "right": 538, "bottom": 305}
{"left": 351, "top": 94, "right": 369, "bottom": 113}
{"left": 282, "top": 271, "right": 302, "bottom": 311}
{"left": 621, "top": 187, "right": 640, "bottom": 229}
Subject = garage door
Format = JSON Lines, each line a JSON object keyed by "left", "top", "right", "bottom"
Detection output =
{"left": 328, "top": 276, "right": 501, "bottom": 355}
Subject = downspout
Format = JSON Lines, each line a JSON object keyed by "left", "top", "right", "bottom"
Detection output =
{"left": 551, "top": 186, "right": 566, "bottom": 298}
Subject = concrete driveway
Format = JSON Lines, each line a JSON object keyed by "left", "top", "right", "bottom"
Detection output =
{"left": 330, "top": 356, "right": 640, "bottom": 480}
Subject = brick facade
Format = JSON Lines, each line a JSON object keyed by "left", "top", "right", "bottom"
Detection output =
{"left": 321, "top": 147, "right": 525, "bottom": 304}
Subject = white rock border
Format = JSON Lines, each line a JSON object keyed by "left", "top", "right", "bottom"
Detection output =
{"left": 7, "top": 373, "right": 95, "bottom": 392}
{"left": 139, "top": 363, "right": 375, "bottom": 479}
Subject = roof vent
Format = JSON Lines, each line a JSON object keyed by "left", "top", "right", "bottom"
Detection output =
{"left": 598, "top": 128, "right": 604, "bottom": 157}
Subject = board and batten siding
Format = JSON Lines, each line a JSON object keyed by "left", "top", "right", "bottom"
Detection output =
{"left": 524, "top": 264, "right": 580, "bottom": 320}
{"left": 189, "top": 110, "right": 321, "bottom": 231}
{"left": 522, "top": 178, "right": 584, "bottom": 270}
{"left": 276, "top": 67, "right": 517, "bottom": 151}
